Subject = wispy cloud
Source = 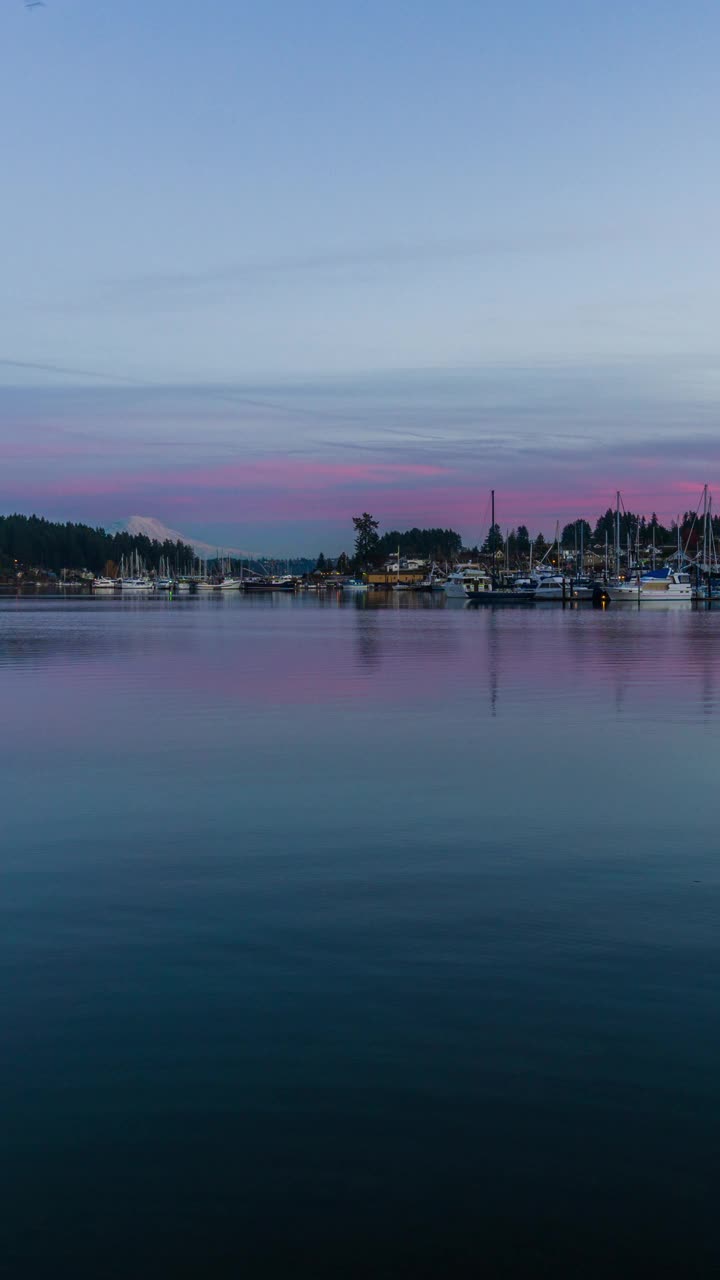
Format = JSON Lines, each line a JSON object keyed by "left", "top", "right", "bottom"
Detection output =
{"left": 95, "top": 227, "right": 630, "bottom": 310}
{"left": 3, "top": 360, "right": 720, "bottom": 549}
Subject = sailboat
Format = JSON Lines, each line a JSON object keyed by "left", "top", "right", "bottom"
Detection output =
{"left": 465, "top": 491, "right": 535, "bottom": 602}
{"left": 119, "top": 550, "right": 153, "bottom": 590}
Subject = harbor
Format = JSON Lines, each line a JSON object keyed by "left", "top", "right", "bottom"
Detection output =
{"left": 3, "top": 486, "right": 720, "bottom": 608}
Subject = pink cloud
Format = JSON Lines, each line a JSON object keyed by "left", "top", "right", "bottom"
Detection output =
{"left": 4, "top": 443, "right": 719, "bottom": 540}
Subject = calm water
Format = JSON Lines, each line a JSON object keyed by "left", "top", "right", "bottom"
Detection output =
{"left": 3, "top": 593, "right": 720, "bottom": 1277}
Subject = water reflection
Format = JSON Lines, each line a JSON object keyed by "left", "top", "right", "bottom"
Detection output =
{"left": 5, "top": 594, "right": 720, "bottom": 1277}
{"left": 2, "top": 597, "right": 720, "bottom": 724}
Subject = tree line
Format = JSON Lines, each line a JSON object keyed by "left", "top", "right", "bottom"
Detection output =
{"left": 344, "top": 508, "right": 720, "bottom": 570}
{"left": 0, "top": 514, "right": 196, "bottom": 575}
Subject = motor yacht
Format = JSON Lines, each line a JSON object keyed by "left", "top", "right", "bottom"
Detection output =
{"left": 611, "top": 568, "right": 692, "bottom": 602}
{"left": 444, "top": 567, "right": 492, "bottom": 598}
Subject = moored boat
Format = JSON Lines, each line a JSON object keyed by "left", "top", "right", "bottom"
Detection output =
{"left": 444, "top": 567, "right": 492, "bottom": 598}
{"left": 610, "top": 568, "right": 692, "bottom": 602}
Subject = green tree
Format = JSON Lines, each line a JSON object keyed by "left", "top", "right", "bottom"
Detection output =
{"left": 515, "top": 525, "right": 531, "bottom": 556}
{"left": 315, "top": 553, "right": 327, "bottom": 572}
{"left": 481, "top": 523, "right": 504, "bottom": 555}
{"left": 376, "top": 527, "right": 462, "bottom": 562}
{"left": 561, "top": 519, "right": 592, "bottom": 549}
{"left": 352, "top": 512, "right": 380, "bottom": 565}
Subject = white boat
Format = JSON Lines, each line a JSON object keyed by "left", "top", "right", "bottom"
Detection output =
{"left": 532, "top": 576, "right": 569, "bottom": 601}
{"left": 444, "top": 567, "right": 492, "bottom": 598}
{"left": 93, "top": 576, "right": 119, "bottom": 590}
{"left": 342, "top": 579, "right": 367, "bottom": 592}
{"left": 570, "top": 575, "right": 595, "bottom": 600}
{"left": 218, "top": 577, "right": 242, "bottom": 590}
{"left": 121, "top": 576, "right": 154, "bottom": 591}
{"left": 195, "top": 580, "right": 217, "bottom": 591}
{"left": 156, "top": 577, "right": 175, "bottom": 590}
{"left": 612, "top": 569, "right": 692, "bottom": 602}
{"left": 175, "top": 580, "right": 191, "bottom": 592}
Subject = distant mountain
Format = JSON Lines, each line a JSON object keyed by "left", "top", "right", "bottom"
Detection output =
{"left": 109, "top": 515, "right": 257, "bottom": 559}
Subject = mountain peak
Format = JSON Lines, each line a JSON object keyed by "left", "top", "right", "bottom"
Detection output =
{"left": 109, "top": 516, "right": 256, "bottom": 559}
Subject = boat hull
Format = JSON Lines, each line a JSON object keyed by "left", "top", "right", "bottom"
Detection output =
{"left": 466, "top": 590, "right": 535, "bottom": 604}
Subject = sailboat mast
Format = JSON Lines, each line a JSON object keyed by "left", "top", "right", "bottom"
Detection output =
{"left": 490, "top": 489, "right": 496, "bottom": 587}
{"left": 703, "top": 483, "right": 709, "bottom": 573}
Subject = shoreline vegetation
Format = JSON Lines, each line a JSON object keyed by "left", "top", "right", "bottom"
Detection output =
{"left": 1, "top": 503, "right": 718, "bottom": 585}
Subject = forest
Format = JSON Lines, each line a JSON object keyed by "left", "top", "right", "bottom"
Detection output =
{"left": 0, "top": 514, "right": 195, "bottom": 576}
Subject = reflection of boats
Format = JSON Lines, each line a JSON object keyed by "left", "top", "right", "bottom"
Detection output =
{"left": 611, "top": 569, "right": 692, "bottom": 602}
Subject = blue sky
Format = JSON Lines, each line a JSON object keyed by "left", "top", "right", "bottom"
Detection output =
{"left": 2, "top": 0, "right": 719, "bottom": 552}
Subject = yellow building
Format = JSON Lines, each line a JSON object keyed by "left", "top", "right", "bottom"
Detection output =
{"left": 366, "top": 568, "right": 427, "bottom": 587}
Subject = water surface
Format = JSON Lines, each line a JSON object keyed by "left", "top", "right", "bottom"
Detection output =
{"left": 3, "top": 595, "right": 720, "bottom": 1277}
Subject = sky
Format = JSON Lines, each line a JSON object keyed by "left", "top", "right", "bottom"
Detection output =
{"left": 1, "top": 0, "right": 720, "bottom": 554}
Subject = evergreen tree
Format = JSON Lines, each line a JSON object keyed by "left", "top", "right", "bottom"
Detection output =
{"left": 352, "top": 513, "right": 380, "bottom": 565}
{"left": 481, "top": 524, "right": 504, "bottom": 555}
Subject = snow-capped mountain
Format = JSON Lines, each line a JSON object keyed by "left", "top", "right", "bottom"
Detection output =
{"left": 109, "top": 516, "right": 256, "bottom": 559}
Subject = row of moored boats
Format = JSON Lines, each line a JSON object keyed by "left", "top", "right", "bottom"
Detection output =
{"left": 89, "top": 574, "right": 301, "bottom": 592}
{"left": 443, "top": 566, "right": 699, "bottom": 602}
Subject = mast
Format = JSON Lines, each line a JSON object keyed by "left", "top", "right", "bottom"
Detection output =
{"left": 703, "top": 483, "right": 709, "bottom": 574}
{"left": 615, "top": 490, "right": 621, "bottom": 575}
{"left": 490, "top": 489, "right": 496, "bottom": 588}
